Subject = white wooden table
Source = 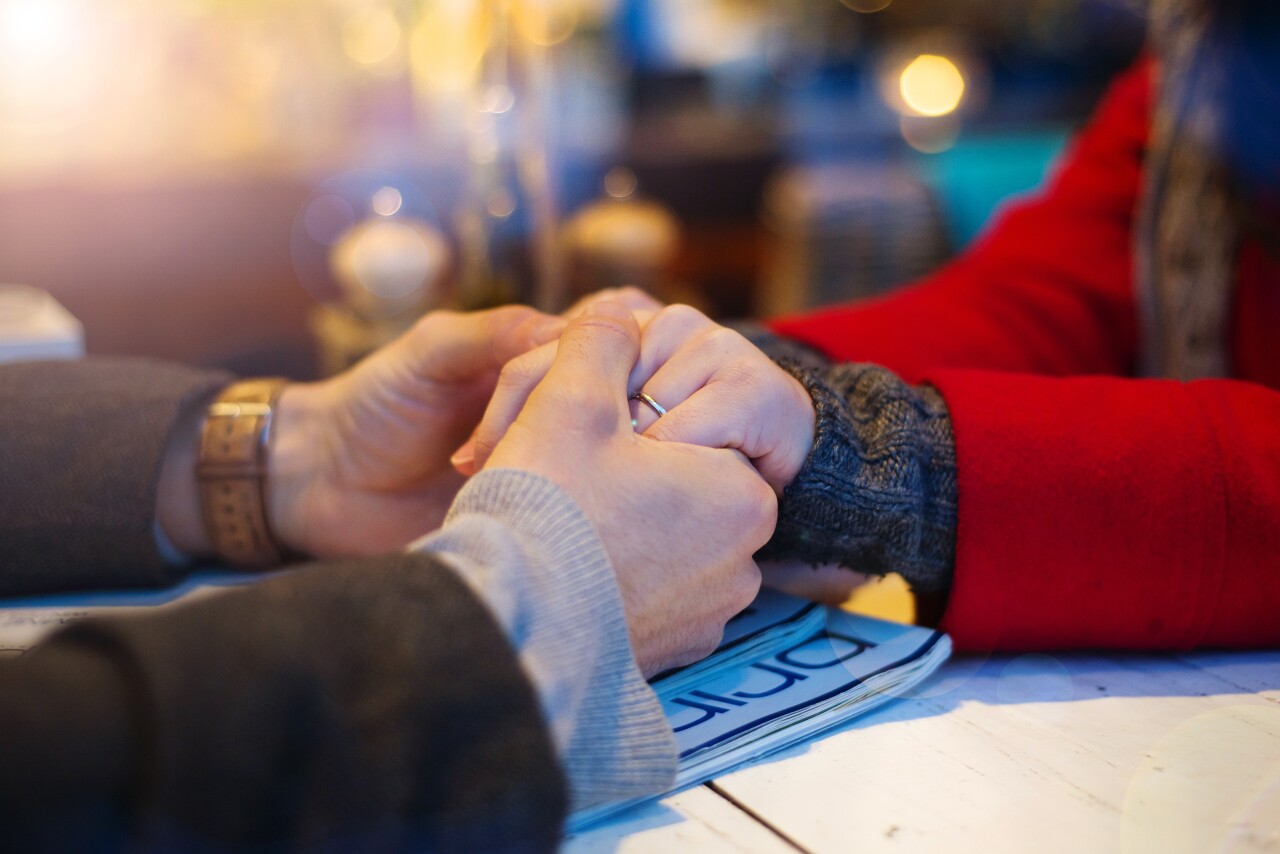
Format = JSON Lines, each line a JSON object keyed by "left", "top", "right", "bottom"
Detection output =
{"left": 567, "top": 650, "right": 1280, "bottom": 853}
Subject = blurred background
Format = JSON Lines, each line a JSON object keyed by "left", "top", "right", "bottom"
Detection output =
{"left": 0, "top": 0, "right": 1147, "bottom": 378}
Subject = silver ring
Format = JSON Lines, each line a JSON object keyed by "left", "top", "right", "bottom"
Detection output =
{"left": 630, "top": 391, "right": 667, "bottom": 418}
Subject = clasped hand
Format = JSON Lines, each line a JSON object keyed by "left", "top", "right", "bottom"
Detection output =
{"left": 270, "top": 291, "right": 819, "bottom": 675}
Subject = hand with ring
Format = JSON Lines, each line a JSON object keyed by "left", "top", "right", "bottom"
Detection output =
{"left": 481, "top": 298, "right": 775, "bottom": 675}
{"left": 453, "top": 300, "right": 816, "bottom": 496}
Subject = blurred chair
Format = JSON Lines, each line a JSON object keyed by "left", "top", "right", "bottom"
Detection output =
{"left": 758, "top": 162, "right": 950, "bottom": 315}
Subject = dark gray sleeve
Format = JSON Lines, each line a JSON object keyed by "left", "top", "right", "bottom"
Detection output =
{"left": 0, "top": 358, "right": 232, "bottom": 595}
{"left": 0, "top": 552, "right": 567, "bottom": 852}
{"left": 738, "top": 325, "right": 959, "bottom": 594}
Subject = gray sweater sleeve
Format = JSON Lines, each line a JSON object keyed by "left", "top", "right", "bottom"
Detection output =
{"left": 739, "top": 326, "right": 959, "bottom": 594}
{"left": 417, "top": 470, "right": 678, "bottom": 813}
{"left": 0, "top": 552, "right": 569, "bottom": 851}
{"left": 0, "top": 358, "right": 232, "bottom": 595}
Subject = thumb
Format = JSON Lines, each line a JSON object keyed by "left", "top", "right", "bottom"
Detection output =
{"left": 543, "top": 298, "right": 641, "bottom": 400}
{"left": 393, "top": 305, "right": 553, "bottom": 385}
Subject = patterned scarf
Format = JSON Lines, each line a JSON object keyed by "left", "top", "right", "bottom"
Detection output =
{"left": 1135, "top": 0, "right": 1238, "bottom": 379}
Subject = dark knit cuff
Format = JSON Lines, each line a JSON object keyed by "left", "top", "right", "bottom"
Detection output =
{"left": 751, "top": 341, "right": 958, "bottom": 594}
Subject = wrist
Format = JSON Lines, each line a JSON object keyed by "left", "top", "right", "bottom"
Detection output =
{"left": 266, "top": 381, "right": 330, "bottom": 558}
{"left": 156, "top": 393, "right": 217, "bottom": 558}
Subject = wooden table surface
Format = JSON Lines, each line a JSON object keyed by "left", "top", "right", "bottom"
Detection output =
{"left": 569, "top": 580, "right": 1280, "bottom": 853}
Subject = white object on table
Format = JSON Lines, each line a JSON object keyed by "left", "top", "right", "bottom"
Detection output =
{"left": 0, "top": 284, "right": 84, "bottom": 362}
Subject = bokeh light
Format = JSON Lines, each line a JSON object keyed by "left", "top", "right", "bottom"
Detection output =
{"left": 409, "top": 2, "right": 491, "bottom": 96}
{"left": 342, "top": 8, "right": 402, "bottom": 67}
{"left": 486, "top": 188, "right": 517, "bottom": 218}
{"left": 331, "top": 219, "right": 449, "bottom": 306}
{"left": 603, "top": 166, "right": 637, "bottom": 200}
{"left": 371, "top": 186, "right": 404, "bottom": 217}
{"left": 0, "top": 0, "right": 107, "bottom": 135}
{"left": 515, "top": 0, "right": 581, "bottom": 47}
{"left": 899, "top": 54, "right": 965, "bottom": 117}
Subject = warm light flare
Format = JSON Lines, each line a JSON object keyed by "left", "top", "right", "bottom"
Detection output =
{"left": 514, "top": 0, "right": 581, "bottom": 47}
{"left": 410, "top": 3, "right": 491, "bottom": 96}
{"left": 0, "top": 0, "right": 70, "bottom": 59}
{"left": 342, "top": 8, "right": 402, "bottom": 67}
{"left": 899, "top": 54, "right": 965, "bottom": 118}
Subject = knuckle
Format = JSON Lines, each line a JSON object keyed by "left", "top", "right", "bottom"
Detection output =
{"left": 655, "top": 302, "right": 711, "bottom": 331}
{"left": 752, "top": 480, "right": 779, "bottom": 527}
{"left": 496, "top": 352, "right": 542, "bottom": 392}
{"left": 643, "top": 417, "right": 679, "bottom": 443}
{"left": 572, "top": 314, "right": 631, "bottom": 336}
{"left": 697, "top": 326, "right": 749, "bottom": 364}
{"left": 487, "top": 303, "right": 538, "bottom": 330}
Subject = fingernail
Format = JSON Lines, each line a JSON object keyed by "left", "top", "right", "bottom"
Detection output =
{"left": 450, "top": 440, "right": 475, "bottom": 470}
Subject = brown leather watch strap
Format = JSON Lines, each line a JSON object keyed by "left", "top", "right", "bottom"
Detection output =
{"left": 197, "top": 378, "right": 289, "bottom": 569}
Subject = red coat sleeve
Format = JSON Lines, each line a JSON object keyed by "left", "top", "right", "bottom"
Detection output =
{"left": 768, "top": 60, "right": 1280, "bottom": 651}
{"left": 927, "top": 369, "right": 1280, "bottom": 651}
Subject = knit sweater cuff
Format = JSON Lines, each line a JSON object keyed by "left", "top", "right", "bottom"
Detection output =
{"left": 421, "top": 469, "right": 677, "bottom": 813}
{"left": 752, "top": 347, "right": 959, "bottom": 594}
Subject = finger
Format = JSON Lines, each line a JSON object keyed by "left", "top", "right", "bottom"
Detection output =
{"left": 629, "top": 321, "right": 749, "bottom": 434}
{"left": 524, "top": 299, "right": 641, "bottom": 435}
{"left": 627, "top": 304, "right": 718, "bottom": 396}
{"left": 647, "top": 380, "right": 803, "bottom": 490}
{"left": 636, "top": 324, "right": 812, "bottom": 490}
{"left": 460, "top": 340, "right": 558, "bottom": 475}
{"left": 394, "top": 305, "right": 554, "bottom": 385}
{"left": 563, "top": 286, "right": 664, "bottom": 319}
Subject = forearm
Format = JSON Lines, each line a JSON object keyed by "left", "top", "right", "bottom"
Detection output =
{"left": 0, "top": 358, "right": 231, "bottom": 595}
{"left": 0, "top": 468, "right": 675, "bottom": 844}
{"left": 419, "top": 469, "right": 677, "bottom": 813}
{"left": 928, "top": 368, "right": 1280, "bottom": 651}
{"left": 0, "top": 550, "right": 566, "bottom": 849}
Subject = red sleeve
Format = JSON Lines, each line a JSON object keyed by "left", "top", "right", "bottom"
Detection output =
{"left": 929, "top": 369, "right": 1280, "bottom": 651}
{"left": 768, "top": 60, "right": 1153, "bottom": 382}
{"left": 767, "top": 60, "right": 1280, "bottom": 651}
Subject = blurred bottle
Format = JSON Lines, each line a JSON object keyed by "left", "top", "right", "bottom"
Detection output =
{"left": 562, "top": 166, "right": 684, "bottom": 304}
{"left": 456, "top": 0, "right": 563, "bottom": 312}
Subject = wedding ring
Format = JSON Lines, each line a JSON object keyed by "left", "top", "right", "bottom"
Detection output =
{"left": 630, "top": 391, "right": 667, "bottom": 418}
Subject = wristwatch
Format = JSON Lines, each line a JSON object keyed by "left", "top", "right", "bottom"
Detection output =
{"left": 196, "top": 378, "right": 290, "bottom": 569}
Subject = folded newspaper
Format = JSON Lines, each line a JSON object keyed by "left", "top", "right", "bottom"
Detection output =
{"left": 568, "top": 587, "right": 951, "bottom": 832}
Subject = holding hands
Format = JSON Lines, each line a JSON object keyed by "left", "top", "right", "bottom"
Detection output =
{"left": 482, "top": 299, "right": 775, "bottom": 675}
{"left": 454, "top": 292, "right": 817, "bottom": 495}
{"left": 214, "top": 288, "right": 823, "bottom": 673}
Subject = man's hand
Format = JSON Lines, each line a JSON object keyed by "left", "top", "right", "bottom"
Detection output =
{"left": 267, "top": 306, "right": 564, "bottom": 558}
{"left": 458, "top": 303, "right": 816, "bottom": 495}
{"left": 485, "top": 300, "right": 776, "bottom": 676}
